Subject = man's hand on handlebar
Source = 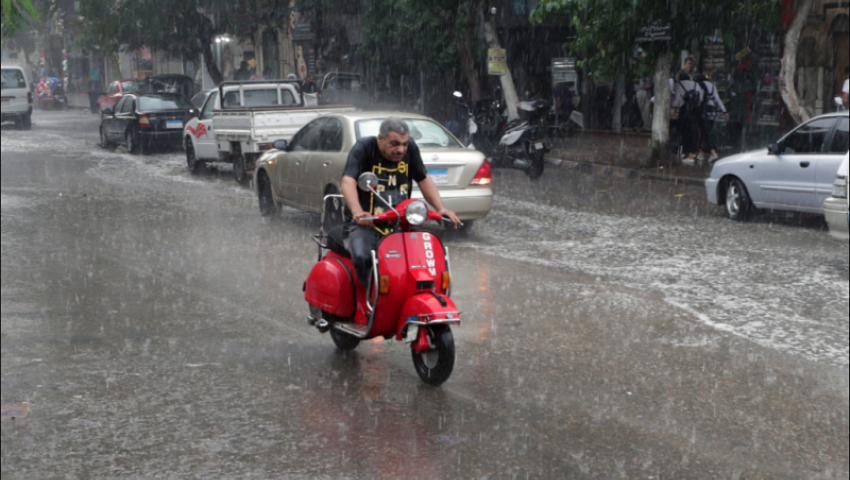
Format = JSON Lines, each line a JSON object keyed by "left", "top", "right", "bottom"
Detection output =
{"left": 353, "top": 211, "right": 375, "bottom": 229}
{"left": 439, "top": 208, "right": 462, "bottom": 229}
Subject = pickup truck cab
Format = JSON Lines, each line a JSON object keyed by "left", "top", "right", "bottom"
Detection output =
{"left": 184, "top": 80, "right": 355, "bottom": 183}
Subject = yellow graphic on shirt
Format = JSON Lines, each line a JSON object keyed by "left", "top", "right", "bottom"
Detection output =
{"left": 369, "top": 162, "right": 409, "bottom": 235}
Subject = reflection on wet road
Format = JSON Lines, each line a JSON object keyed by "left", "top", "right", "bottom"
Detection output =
{"left": 2, "top": 111, "right": 848, "bottom": 479}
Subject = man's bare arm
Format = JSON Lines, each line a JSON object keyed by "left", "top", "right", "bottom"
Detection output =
{"left": 342, "top": 176, "right": 373, "bottom": 228}
{"left": 418, "top": 176, "right": 461, "bottom": 228}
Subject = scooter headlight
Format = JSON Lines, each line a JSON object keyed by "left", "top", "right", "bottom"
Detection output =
{"left": 406, "top": 201, "right": 429, "bottom": 226}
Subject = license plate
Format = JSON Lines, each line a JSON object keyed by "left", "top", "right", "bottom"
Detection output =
{"left": 428, "top": 168, "right": 449, "bottom": 185}
{"left": 166, "top": 120, "right": 183, "bottom": 129}
{"left": 405, "top": 324, "right": 419, "bottom": 343}
{"left": 534, "top": 143, "right": 545, "bottom": 151}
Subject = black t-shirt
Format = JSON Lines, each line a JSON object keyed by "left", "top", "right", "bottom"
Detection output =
{"left": 343, "top": 137, "right": 428, "bottom": 216}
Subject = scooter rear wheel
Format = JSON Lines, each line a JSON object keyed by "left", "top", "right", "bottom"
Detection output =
{"left": 331, "top": 328, "right": 361, "bottom": 352}
{"left": 412, "top": 325, "right": 455, "bottom": 386}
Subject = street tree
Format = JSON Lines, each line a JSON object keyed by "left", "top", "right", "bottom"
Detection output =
{"left": 531, "top": 0, "right": 786, "bottom": 161}
{"left": 1, "top": 0, "right": 38, "bottom": 38}
{"left": 75, "top": 0, "right": 291, "bottom": 86}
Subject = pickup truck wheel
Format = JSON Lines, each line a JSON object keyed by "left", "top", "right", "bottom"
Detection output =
{"left": 22, "top": 113, "right": 32, "bottom": 130}
{"left": 257, "top": 172, "right": 279, "bottom": 217}
{"left": 233, "top": 154, "right": 249, "bottom": 185}
{"left": 186, "top": 141, "right": 203, "bottom": 174}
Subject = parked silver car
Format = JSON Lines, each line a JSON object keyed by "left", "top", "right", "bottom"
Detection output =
{"left": 253, "top": 111, "right": 493, "bottom": 231}
{"left": 705, "top": 112, "right": 849, "bottom": 220}
{"left": 824, "top": 157, "right": 849, "bottom": 242}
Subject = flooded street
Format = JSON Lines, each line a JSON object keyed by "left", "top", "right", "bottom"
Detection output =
{"left": 2, "top": 110, "right": 848, "bottom": 479}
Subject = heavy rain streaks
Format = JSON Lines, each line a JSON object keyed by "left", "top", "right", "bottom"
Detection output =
{"left": 2, "top": 109, "right": 847, "bottom": 478}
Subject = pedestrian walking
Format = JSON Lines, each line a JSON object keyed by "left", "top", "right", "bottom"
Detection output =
{"left": 695, "top": 74, "right": 730, "bottom": 165}
{"left": 635, "top": 80, "right": 653, "bottom": 132}
{"left": 672, "top": 72, "right": 703, "bottom": 163}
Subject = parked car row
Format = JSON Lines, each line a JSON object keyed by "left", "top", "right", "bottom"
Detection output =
{"left": 705, "top": 111, "right": 849, "bottom": 241}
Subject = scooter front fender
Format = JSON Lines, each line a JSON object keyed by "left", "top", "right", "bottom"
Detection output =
{"left": 395, "top": 293, "right": 461, "bottom": 341}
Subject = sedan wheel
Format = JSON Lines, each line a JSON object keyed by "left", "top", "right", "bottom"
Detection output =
{"left": 725, "top": 178, "right": 753, "bottom": 221}
{"left": 125, "top": 131, "right": 138, "bottom": 154}
{"left": 257, "top": 172, "right": 279, "bottom": 217}
{"left": 100, "top": 127, "right": 112, "bottom": 148}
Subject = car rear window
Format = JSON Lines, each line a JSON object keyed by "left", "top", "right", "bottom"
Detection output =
{"left": 138, "top": 96, "right": 193, "bottom": 111}
{"left": 1, "top": 69, "right": 27, "bottom": 89}
{"left": 355, "top": 119, "right": 462, "bottom": 149}
{"left": 121, "top": 81, "right": 144, "bottom": 93}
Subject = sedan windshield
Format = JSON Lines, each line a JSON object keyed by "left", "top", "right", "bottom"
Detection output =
{"left": 138, "top": 95, "right": 193, "bottom": 111}
{"left": 355, "top": 119, "right": 462, "bottom": 148}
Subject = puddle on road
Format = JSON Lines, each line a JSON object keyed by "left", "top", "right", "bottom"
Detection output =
{"left": 1, "top": 402, "right": 30, "bottom": 421}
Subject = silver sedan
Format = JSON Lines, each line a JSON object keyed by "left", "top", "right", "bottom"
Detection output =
{"left": 253, "top": 111, "right": 493, "bottom": 230}
{"left": 706, "top": 112, "right": 849, "bottom": 220}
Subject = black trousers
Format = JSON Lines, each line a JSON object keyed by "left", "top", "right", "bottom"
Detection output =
{"left": 343, "top": 223, "right": 383, "bottom": 288}
{"left": 700, "top": 119, "right": 716, "bottom": 152}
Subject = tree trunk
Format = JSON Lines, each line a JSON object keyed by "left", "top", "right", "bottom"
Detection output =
{"left": 455, "top": 22, "right": 484, "bottom": 103}
{"left": 202, "top": 40, "right": 224, "bottom": 86}
{"left": 651, "top": 51, "right": 672, "bottom": 164}
{"left": 482, "top": 21, "right": 520, "bottom": 121}
{"left": 779, "top": 0, "right": 814, "bottom": 125}
{"left": 106, "top": 52, "right": 121, "bottom": 84}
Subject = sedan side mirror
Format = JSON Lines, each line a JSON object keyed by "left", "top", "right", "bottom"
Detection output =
{"left": 768, "top": 143, "right": 781, "bottom": 155}
{"left": 189, "top": 108, "right": 199, "bottom": 119}
{"left": 273, "top": 139, "right": 289, "bottom": 151}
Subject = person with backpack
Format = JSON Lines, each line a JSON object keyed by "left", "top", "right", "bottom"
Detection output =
{"left": 672, "top": 72, "right": 704, "bottom": 163}
{"left": 695, "top": 73, "right": 730, "bottom": 164}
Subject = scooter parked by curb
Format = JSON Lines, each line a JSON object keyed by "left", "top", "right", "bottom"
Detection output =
{"left": 455, "top": 91, "right": 551, "bottom": 180}
{"left": 304, "top": 173, "right": 462, "bottom": 386}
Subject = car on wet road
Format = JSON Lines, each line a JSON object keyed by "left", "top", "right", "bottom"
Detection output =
{"left": 706, "top": 112, "right": 849, "bottom": 221}
{"left": 824, "top": 156, "right": 849, "bottom": 242}
{"left": 99, "top": 93, "right": 194, "bottom": 154}
{"left": 253, "top": 111, "right": 494, "bottom": 230}
{"left": 97, "top": 78, "right": 145, "bottom": 115}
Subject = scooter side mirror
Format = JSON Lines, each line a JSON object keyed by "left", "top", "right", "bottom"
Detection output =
{"left": 358, "top": 172, "right": 380, "bottom": 192}
{"left": 453, "top": 91, "right": 463, "bottom": 99}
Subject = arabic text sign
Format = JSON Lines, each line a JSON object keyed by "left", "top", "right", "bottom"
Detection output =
{"left": 636, "top": 22, "right": 672, "bottom": 43}
{"left": 488, "top": 49, "right": 508, "bottom": 77}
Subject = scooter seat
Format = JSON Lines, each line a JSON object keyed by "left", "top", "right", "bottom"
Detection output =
{"left": 326, "top": 225, "right": 350, "bottom": 258}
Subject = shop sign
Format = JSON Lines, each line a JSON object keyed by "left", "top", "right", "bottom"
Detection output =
{"left": 636, "top": 21, "right": 672, "bottom": 43}
{"left": 735, "top": 47, "right": 753, "bottom": 61}
{"left": 488, "top": 49, "right": 508, "bottom": 77}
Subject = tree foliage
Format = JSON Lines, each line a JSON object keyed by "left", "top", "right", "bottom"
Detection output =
{"left": 1, "top": 0, "right": 39, "bottom": 38}
{"left": 531, "top": 0, "right": 780, "bottom": 80}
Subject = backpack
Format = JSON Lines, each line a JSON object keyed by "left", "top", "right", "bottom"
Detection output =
{"left": 679, "top": 81, "right": 703, "bottom": 118}
{"left": 698, "top": 80, "right": 720, "bottom": 121}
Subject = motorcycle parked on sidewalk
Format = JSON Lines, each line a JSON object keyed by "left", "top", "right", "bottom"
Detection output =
{"left": 455, "top": 91, "right": 551, "bottom": 180}
{"left": 304, "top": 173, "right": 462, "bottom": 386}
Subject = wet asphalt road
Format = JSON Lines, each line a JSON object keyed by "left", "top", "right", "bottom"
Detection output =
{"left": 1, "top": 110, "right": 848, "bottom": 479}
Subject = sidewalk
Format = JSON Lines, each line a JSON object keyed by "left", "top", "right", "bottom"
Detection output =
{"left": 547, "top": 130, "right": 712, "bottom": 187}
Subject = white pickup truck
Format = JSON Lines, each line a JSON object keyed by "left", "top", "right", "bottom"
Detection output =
{"left": 184, "top": 80, "right": 354, "bottom": 183}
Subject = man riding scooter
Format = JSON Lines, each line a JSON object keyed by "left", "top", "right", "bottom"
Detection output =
{"left": 341, "top": 117, "right": 462, "bottom": 288}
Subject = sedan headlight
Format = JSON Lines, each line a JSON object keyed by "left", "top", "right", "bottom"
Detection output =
{"left": 406, "top": 200, "right": 429, "bottom": 226}
{"left": 832, "top": 176, "right": 847, "bottom": 199}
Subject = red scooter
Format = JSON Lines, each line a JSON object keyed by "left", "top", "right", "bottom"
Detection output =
{"left": 304, "top": 173, "right": 462, "bottom": 386}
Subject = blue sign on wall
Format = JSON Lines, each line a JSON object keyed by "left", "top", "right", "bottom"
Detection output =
{"left": 512, "top": 0, "right": 540, "bottom": 15}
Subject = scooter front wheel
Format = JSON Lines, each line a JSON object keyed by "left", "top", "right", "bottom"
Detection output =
{"left": 525, "top": 153, "right": 545, "bottom": 180}
{"left": 412, "top": 325, "right": 455, "bottom": 386}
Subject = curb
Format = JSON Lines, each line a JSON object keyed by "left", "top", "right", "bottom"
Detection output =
{"left": 546, "top": 158, "right": 707, "bottom": 188}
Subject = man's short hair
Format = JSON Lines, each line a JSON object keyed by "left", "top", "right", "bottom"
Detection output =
{"left": 379, "top": 117, "right": 409, "bottom": 138}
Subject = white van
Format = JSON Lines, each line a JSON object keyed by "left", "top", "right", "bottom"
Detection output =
{"left": 824, "top": 156, "right": 849, "bottom": 242}
{"left": 1, "top": 64, "right": 33, "bottom": 130}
